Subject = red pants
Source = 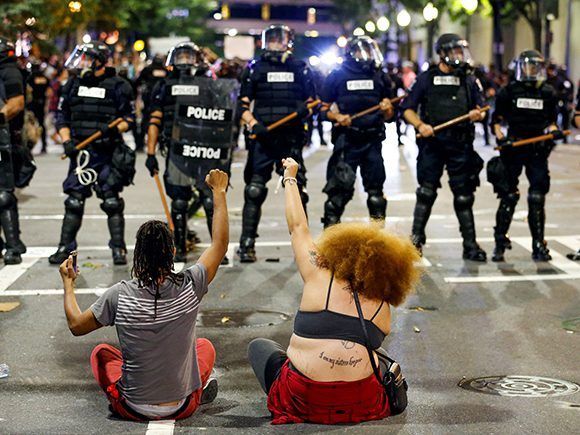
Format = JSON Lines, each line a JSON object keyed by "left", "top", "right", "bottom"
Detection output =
{"left": 90, "top": 338, "right": 216, "bottom": 421}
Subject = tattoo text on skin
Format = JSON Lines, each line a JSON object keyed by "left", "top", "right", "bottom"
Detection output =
{"left": 319, "top": 351, "right": 363, "bottom": 369}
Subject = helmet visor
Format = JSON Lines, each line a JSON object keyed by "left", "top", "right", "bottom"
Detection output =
{"left": 64, "top": 46, "right": 96, "bottom": 70}
{"left": 261, "top": 27, "right": 293, "bottom": 52}
{"left": 440, "top": 40, "right": 473, "bottom": 67}
{"left": 347, "top": 38, "right": 383, "bottom": 67}
{"left": 515, "top": 56, "right": 546, "bottom": 82}
{"left": 166, "top": 45, "right": 204, "bottom": 68}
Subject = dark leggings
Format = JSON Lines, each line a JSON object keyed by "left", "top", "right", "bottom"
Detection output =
{"left": 247, "top": 338, "right": 390, "bottom": 394}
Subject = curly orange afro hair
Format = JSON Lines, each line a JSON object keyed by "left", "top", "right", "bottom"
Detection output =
{"left": 315, "top": 222, "right": 421, "bottom": 306}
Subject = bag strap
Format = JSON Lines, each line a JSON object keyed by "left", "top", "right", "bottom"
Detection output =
{"left": 352, "top": 289, "right": 385, "bottom": 386}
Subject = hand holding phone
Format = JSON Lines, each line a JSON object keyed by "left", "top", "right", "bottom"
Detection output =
{"left": 70, "top": 250, "right": 78, "bottom": 274}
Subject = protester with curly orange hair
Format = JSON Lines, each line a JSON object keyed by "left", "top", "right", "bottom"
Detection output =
{"left": 248, "top": 157, "right": 420, "bottom": 425}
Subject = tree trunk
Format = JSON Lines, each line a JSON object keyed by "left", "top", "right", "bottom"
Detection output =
{"left": 491, "top": 0, "right": 504, "bottom": 70}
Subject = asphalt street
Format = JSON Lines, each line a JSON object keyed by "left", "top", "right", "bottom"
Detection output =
{"left": 1, "top": 124, "right": 579, "bottom": 434}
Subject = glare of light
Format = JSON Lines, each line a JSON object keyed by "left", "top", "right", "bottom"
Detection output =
{"left": 421, "top": 61, "right": 430, "bottom": 71}
{"left": 133, "top": 40, "right": 145, "bottom": 51}
{"left": 221, "top": 4, "right": 230, "bottom": 20}
{"left": 321, "top": 50, "right": 339, "bottom": 65}
{"left": 423, "top": 3, "right": 439, "bottom": 22}
{"left": 353, "top": 27, "right": 365, "bottom": 37}
{"left": 227, "top": 28, "right": 238, "bottom": 37}
{"left": 365, "top": 20, "right": 376, "bottom": 33}
{"left": 140, "top": 52, "right": 147, "bottom": 61}
{"left": 82, "top": 33, "right": 91, "bottom": 44}
{"left": 25, "top": 17, "right": 36, "bottom": 26}
{"left": 68, "top": 1, "right": 82, "bottom": 13}
{"left": 307, "top": 7, "right": 316, "bottom": 25}
{"left": 397, "top": 10, "right": 411, "bottom": 28}
{"left": 546, "top": 13, "right": 555, "bottom": 21}
{"left": 105, "top": 30, "right": 119, "bottom": 45}
{"left": 376, "top": 16, "right": 390, "bottom": 32}
{"left": 213, "top": 12, "right": 222, "bottom": 20}
{"left": 305, "top": 30, "right": 319, "bottom": 37}
{"left": 336, "top": 56, "right": 343, "bottom": 64}
{"left": 461, "top": 0, "right": 478, "bottom": 13}
{"left": 308, "top": 55, "right": 320, "bottom": 66}
{"left": 336, "top": 35, "right": 348, "bottom": 48}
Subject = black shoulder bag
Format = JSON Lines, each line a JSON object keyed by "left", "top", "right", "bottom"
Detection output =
{"left": 352, "top": 290, "right": 408, "bottom": 415}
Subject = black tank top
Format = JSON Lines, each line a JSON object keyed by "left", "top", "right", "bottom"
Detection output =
{"left": 293, "top": 273, "right": 386, "bottom": 349}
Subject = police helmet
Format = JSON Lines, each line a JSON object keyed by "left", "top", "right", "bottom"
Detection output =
{"left": 345, "top": 36, "right": 383, "bottom": 70}
{"left": 165, "top": 42, "right": 205, "bottom": 72}
{"left": 435, "top": 33, "right": 473, "bottom": 69}
{"left": 64, "top": 41, "right": 111, "bottom": 76}
{"left": 0, "top": 36, "right": 16, "bottom": 62}
{"left": 261, "top": 24, "right": 294, "bottom": 53}
{"left": 514, "top": 50, "right": 546, "bottom": 83}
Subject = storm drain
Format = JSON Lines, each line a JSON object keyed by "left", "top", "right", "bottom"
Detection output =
{"left": 197, "top": 310, "right": 290, "bottom": 328}
{"left": 458, "top": 375, "right": 580, "bottom": 397}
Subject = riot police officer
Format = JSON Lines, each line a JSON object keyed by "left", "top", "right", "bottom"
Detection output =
{"left": 49, "top": 41, "right": 135, "bottom": 265}
{"left": 146, "top": 42, "right": 237, "bottom": 262}
{"left": 26, "top": 60, "right": 50, "bottom": 153}
{"left": 0, "top": 36, "right": 27, "bottom": 265}
{"left": 401, "top": 34, "right": 487, "bottom": 261}
{"left": 320, "top": 36, "right": 394, "bottom": 227}
{"left": 237, "top": 24, "right": 316, "bottom": 262}
{"left": 490, "top": 50, "right": 561, "bottom": 262}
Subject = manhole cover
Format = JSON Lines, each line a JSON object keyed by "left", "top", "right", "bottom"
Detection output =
{"left": 197, "top": 310, "right": 290, "bottom": 328}
{"left": 458, "top": 376, "right": 580, "bottom": 397}
{"left": 562, "top": 317, "right": 580, "bottom": 332}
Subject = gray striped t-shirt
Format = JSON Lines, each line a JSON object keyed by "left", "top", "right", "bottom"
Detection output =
{"left": 90, "top": 263, "right": 208, "bottom": 404}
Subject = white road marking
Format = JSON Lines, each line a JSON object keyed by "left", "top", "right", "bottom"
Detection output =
{"left": 0, "top": 257, "right": 40, "bottom": 292}
{"left": 445, "top": 274, "right": 580, "bottom": 284}
{"left": 145, "top": 420, "right": 175, "bottom": 435}
{"left": 512, "top": 237, "right": 580, "bottom": 275}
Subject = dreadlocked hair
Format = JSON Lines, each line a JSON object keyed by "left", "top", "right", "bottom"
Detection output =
{"left": 131, "top": 220, "right": 181, "bottom": 318}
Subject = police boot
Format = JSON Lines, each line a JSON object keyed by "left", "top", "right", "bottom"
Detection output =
{"left": 49, "top": 194, "right": 85, "bottom": 264}
{"left": 321, "top": 194, "right": 349, "bottom": 229}
{"left": 411, "top": 185, "right": 437, "bottom": 256}
{"left": 101, "top": 195, "right": 127, "bottom": 265}
{"left": 454, "top": 193, "right": 487, "bottom": 262}
{"left": 492, "top": 192, "right": 519, "bottom": 262}
{"left": 528, "top": 191, "right": 551, "bottom": 262}
{"left": 0, "top": 193, "right": 25, "bottom": 265}
{"left": 367, "top": 190, "right": 387, "bottom": 223}
{"left": 238, "top": 180, "right": 268, "bottom": 263}
{"left": 172, "top": 199, "right": 189, "bottom": 263}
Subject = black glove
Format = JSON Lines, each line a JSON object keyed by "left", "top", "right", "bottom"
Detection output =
{"left": 497, "top": 137, "right": 513, "bottom": 148}
{"left": 549, "top": 129, "right": 566, "bottom": 141}
{"left": 251, "top": 122, "right": 268, "bottom": 137}
{"left": 0, "top": 112, "right": 6, "bottom": 126}
{"left": 295, "top": 102, "right": 310, "bottom": 119}
{"left": 63, "top": 139, "right": 78, "bottom": 158}
{"left": 145, "top": 154, "right": 159, "bottom": 177}
{"left": 98, "top": 123, "right": 113, "bottom": 139}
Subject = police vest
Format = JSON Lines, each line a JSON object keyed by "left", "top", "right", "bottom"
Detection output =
{"left": 422, "top": 69, "right": 471, "bottom": 129}
{"left": 158, "top": 75, "right": 181, "bottom": 141}
{"left": 505, "top": 81, "right": 554, "bottom": 138}
{"left": 68, "top": 74, "right": 122, "bottom": 141}
{"left": 334, "top": 64, "right": 385, "bottom": 130}
{"left": 252, "top": 56, "right": 308, "bottom": 125}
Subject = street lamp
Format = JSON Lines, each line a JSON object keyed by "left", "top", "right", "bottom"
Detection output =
{"left": 423, "top": 3, "right": 439, "bottom": 22}
{"left": 365, "top": 20, "right": 376, "bottom": 33}
{"left": 353, "top": 27, "right": 365, "bottom": 36}
{"left": 68, "top": 1, "right": 82, "bottom": 13}
{"left": 461, "top": 0, "right": 478, "bottom": 13}
{"left": 376, "top": 16, "right": 390, "bottom": 32}
{"left": 82, "top": 34, "right": 91, "bottom": 44}
{"left": 336, "top": 35, "right": 348, "bottom": 48}
{"left": 397, "top": 9, "right": 411, "bottom": 28}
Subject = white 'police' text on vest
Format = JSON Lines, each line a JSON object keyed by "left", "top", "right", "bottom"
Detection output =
{"left": 516, "top": 98, "right": 544, "bottom": 110}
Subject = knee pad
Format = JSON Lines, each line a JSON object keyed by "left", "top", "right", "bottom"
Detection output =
{"left": 245, "top": 182, "right": 268, "bottom": 205}
{"left": 64, "top": 195, "right": 85, "bottom": 214}
{"left": 0, "top": 191, "right": 16, "bottom": 209}
{"left": 528, "top": 191, "right": 545, "bottom": 206}
{"left": 416, "top": 184, "right": 437, "bottom": 205}
{"left": 171, "top": 198, "right": 189, "bottom": 214}
{"left": 100, "top": 196, "right": 125, "bottom": 215}
{"left": 501, "top": 191, "right": 520, "bottom": 207}
{"left": 367, "top": 190, "right": 387, "bottom": 217}
{"left": 454, "top": 193, "right": 475, "bottom": 210}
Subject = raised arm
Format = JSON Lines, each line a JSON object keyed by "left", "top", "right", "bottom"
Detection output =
{"left": 282, "top": 158, "right": 318, "bottom": 281}
{"left": 197, "top": 170, "right": 229, "bottom": 283}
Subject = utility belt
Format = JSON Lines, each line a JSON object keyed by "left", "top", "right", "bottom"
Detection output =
{"left": 333, "top": 125, "right": 385, "bottom": 143}
{"left": 430, "top": 125, "right": 474, "bottom": 143}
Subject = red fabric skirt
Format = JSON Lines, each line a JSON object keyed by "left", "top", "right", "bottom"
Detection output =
{"left": 267, "top": 361, "right": 390, "bottom": 425}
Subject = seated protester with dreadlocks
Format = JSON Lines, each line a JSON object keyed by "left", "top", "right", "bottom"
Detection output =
{"left": 58, "top": 169, "right": 229, "bottom": 421}
{"left": 247, "top": 157, "right": 420, "bottom": 425}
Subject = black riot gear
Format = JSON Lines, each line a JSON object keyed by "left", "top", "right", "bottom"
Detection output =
{"left": 261, "top": 24, "right": 294, "bottom": 57}
{"left": 0, "top": 36, "right": 15, "bottom": 63}
{"left": 515, "top": 50, "right": 546, "bottom": 83}
{"left": 435, "top": 34, "right": 473, "bottom": 69}
{"left": 65, "top": 41, "right": 111, "bottom": 79}
{"left": 344, "top": 36, "right": 383, "bottom": 72}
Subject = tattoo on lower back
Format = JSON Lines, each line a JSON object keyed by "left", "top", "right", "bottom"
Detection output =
{"left": 319, "top": 351, "right": 363, "bottom": 369}
{"left": 341, "top": 340, "right": 355, "bottom": 349}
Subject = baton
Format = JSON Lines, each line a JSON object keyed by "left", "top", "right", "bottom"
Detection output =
{"left": 153, "top": 173, "right": 174, "bottom": 232}
{"left": 60, "top": 118, "right": 125, "bottom": 160}
{"left": 415, "top": 106, "right": 490, "bottom": 139}
{"left": 333, "top": 95, "right": 406, "bottom": 127}
{"left": 494, "top": 130, "right": 571, "bottom": 150}
{"left": 249, "top": 99, "right": 321, "bottom": 139}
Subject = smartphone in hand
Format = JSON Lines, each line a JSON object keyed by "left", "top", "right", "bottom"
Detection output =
{"left": 70, "top": 250, "right": 78, "bottom": 274}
